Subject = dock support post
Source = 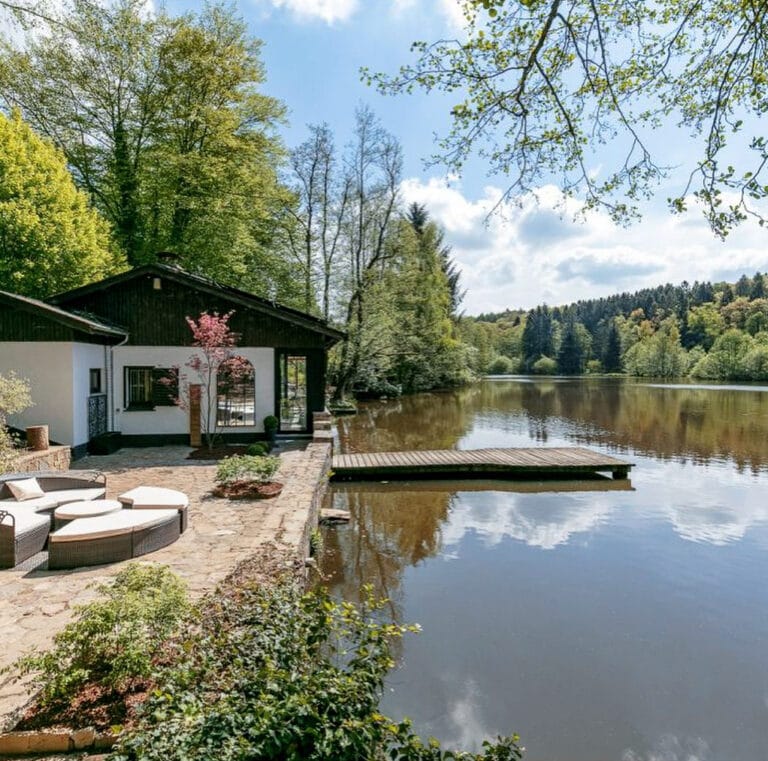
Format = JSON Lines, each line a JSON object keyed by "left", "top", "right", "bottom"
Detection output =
{"left": 612, "top": 466, "right": 629, "bottom": 480}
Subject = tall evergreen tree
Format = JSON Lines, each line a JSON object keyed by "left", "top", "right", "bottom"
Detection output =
{"left": 557, "top": 322, "right": 585, "bottom": 374}
{"left": 751, "top": 271, "right": 766, "bottom": 299}
{"left": 603, "top": 322, "right": 623, "bottom": 373}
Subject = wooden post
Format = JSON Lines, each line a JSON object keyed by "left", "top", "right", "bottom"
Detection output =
{"left": 26, "top": 425, "right": 49, "bottom": 451}
{"left": 189, "top": 384, "right": 201, "bottom": 448}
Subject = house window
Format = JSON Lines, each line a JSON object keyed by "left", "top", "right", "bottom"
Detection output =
{"left": 89, "top": 368, "right": 102, "bottom": 394}
{"left": 123, "top": 367, "right": 178, "bottom": 410}
{"left": 217, "top": 359, "right": 255, "bottom": 427}
{"left": 124, "top": 367, "right": 153, "bottom": 410}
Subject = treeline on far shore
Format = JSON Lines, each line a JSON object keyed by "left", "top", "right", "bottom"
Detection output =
{"left": 458, "top": 273, "right": 768, "bottom": 381}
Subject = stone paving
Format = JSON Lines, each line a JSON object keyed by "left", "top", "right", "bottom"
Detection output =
{"left": 0, "top": 442, "right": 331, "bottom": 732}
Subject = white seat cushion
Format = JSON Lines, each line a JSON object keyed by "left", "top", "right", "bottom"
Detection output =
{"left": 0, "top": 495, "right": 58, "bottom": 512}
{"left": 44, "top": 488, "right": 106, "bottom": 505}
{"left": 0, "top": 507, "right": 50, "bottom": 533}
{"left": 7, "top": 477, "right": 45, "bottom": 501}
{"left": 50, "top": 509, "right": 178, "bottom": 543}
{"left": 118, "top": 486, "right": 188, "bottom": 509}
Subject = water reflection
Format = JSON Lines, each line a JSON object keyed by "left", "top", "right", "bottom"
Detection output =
{"left": 337, "top": 379, "right": 768, "bottom": 474}
{"left": 322, "top": 379, "right": 768, "bottom": 761}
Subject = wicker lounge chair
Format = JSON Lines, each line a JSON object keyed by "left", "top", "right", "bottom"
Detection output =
{"left": 0, "top": 507, "right": 51, "bottom": 569}
{"left": 0, "top": 471, "right": 107, "bottom": 568}
{"left": 48, "top": 509, "right": 181, "bottom": 570}
{"left": 118, "top": 486, "right": 189, "bottom": 532}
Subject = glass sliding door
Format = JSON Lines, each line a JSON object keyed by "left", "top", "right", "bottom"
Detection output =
{"left": 279, "top": 353, "right": 308, "bottom": 432}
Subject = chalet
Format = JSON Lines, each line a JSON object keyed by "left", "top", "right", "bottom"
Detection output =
{"left": 0, "top": 264, "right": 344, "bottom": 457}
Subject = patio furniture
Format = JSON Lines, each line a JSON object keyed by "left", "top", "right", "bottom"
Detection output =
{"left": 118, "top": 486, "right": 189, "bottom": 533}
{"left": 53, "top": 499, "right": 123, "bottom": 529}
{"left": 0, "top": 471, "right": 106, "bottom": 519}
{"left": 0, "top": 472, "right": 107, "bottom": 568}
{"left": 0, "top": 507, "right": 50, "bottom": 569}
{"left": 48, "top": 509, "right": 181, "bottom": 570}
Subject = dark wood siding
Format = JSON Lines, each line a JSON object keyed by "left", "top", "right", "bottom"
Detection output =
{"left": 0, "top": 305, "right": 108, "bottom": 344}
{"left": 56, "top": 274, "right": 331, "bottom": 349}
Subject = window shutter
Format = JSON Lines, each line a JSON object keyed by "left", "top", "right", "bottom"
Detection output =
{"left": 152, "top": 368, "right": 178, "bottom": 407}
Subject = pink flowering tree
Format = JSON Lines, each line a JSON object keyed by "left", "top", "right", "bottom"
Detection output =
{"left": 170, "top": 311, "right": 253, "bottom": 450}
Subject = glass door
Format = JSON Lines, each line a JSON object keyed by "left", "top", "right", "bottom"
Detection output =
{"left": 279, "top": 354, "right": 308, "bottom": 432}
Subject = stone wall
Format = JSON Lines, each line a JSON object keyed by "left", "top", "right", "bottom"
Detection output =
{"left": 11, "top": 446, "right": 71, "bottom": 474}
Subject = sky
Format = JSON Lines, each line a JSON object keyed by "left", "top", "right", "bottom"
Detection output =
{"left": 17, "top": 0, "right": 768, "bottom": 315}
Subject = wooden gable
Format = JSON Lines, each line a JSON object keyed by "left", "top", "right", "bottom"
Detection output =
{"left": 51, "top": 266, "right": 343, "bottom": 349}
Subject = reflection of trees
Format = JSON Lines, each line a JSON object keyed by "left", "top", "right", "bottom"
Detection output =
{"left": 478, "top": 379, "right": 768, "bottom": 473}
{"left": 335, "top": 388, "right": 481, "bottom": 453}
{"left": 319, "top": 485, "right": 453, "bottom": 625}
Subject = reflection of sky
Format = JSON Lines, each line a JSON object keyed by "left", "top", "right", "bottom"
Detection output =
{"left": 438, "top": 459, "right": 768, "bottom": 550}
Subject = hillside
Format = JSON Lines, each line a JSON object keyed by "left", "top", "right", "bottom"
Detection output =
{"left": 458, "top": 272, "right": 768, "bottom": 380}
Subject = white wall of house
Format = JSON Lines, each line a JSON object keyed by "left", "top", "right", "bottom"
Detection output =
{"left": 0, "top": 342, "right": 75, "bottom": 445}
{"left": 72, "top": 343, "right": 109, "bottom": 447}
{"left": 113, "top": 346, "right": 275, "bottom": 436}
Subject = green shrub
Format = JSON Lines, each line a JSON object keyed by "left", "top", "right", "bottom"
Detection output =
{"left": 216, "top": 454, "right": 280, "bottom": 484}
{"left": 487, "top": 355, "right": 515, "bottom": 375}
{"left": 111, "top": 582, "right": 522, "bottom": 761}
{"left": 532, "top": 355, "right": 558, "bottom": 375}
{"left": 15, "top": 564, "right": 188, "bottom": 706}
{"left": 246, "top": 442, "right": 268, "bottom": 457}
{"left": 263, "top": 415, "right": 279, "bottom": 433}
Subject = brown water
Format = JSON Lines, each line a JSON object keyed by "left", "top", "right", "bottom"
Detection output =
{"left": 319, "top": 378, "right": 768, "bottom": 761}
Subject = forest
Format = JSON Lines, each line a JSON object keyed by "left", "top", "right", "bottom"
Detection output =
{"left": 462, "top": 273, "right": 768, "bottom": 381}
{"left": 0, "top": 0, "right": 471, "bottom": 401}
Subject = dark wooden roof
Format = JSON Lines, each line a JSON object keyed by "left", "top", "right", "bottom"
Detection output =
{"left": 0, "top": 290, "right": 127, "bottom": 344}
{"left": 50, "top": 264, "right": 344, "bottom": 344}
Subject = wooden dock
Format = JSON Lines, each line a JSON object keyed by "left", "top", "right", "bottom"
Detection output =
{"left": 331, "top": 447, "right": 633, "bottom": 481}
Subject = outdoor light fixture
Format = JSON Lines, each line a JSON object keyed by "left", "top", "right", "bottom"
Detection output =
{"left": 152, "top": 277, "right": 162, "bottom": 290}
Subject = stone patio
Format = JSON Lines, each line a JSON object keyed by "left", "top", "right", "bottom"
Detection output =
{"left": 0, "top": 442, "right": 331, "bottom": 732}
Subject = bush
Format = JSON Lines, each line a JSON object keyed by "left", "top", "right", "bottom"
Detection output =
{"left": 487, "top": 355, "right": 515, "bottom": 375}
{"left": 246, "top": 442, "right": 268, "bottom": 457}
{"left": 15, "top": 564, "right": 188, "bottom": 706}
{"left": 111, "top": 582, "right": 523, "bottom": 761}
{"left": 532, "top": 356, "right": 558, "bottom": 375}
{"left": 216, "top": 454, "right": 280, "bottom": 484}
{"left": 263, "top": 415, "right": 279, "bottom": 433}
{"left": 585, "top": 359, "right": 603, "bottom": 374}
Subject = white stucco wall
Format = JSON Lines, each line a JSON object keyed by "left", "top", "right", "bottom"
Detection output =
{"left": 72, "top": 343, "right": 109, "bottom": 446}
{"left": 114, "top": 346, "right": 275, "bottom": 436}
{"left": 0, "top": 342, "right": 75, "bottom": 445}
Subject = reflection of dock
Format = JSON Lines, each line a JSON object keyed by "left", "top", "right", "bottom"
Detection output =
{"left": 329, "top": 477, "right": 634, "bottom": 494}
{"left": 331, "top": 447, "right": 634, "bottom": 482}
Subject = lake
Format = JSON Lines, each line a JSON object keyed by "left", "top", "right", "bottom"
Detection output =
{"left": 319, "top": 377, "right": 768, "bottom": 761}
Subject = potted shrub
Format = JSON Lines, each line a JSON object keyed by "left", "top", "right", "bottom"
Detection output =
{"left": 213, "top": 454, "right": 283, "bottom": 499}
{"left": 263, "top": 415, "right": 279, "bottom": 444}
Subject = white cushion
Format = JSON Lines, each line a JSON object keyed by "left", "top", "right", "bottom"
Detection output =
{"left": 50, "top": 509, "right": 179, "bottom": 542}
{"left": 7, "top": 477, "right": 44, "bottom": 501}
{"left": 0, "top": 495, "right": 58, "bottom": 512}
{"left": 45, "top": 488, "right": 106, "bottom": 505}
{"left": 118, "top": 486, "right": 188, "bottom": 509}
{"left": 0, "top": 507, "right": 49, "bottom": 532}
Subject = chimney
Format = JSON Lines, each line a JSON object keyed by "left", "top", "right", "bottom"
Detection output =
{"left": 156, "top": 250, "right": 182, "bottom": 265}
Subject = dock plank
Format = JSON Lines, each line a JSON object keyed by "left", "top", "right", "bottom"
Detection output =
{"left": 331, "top": 447, "right": 633, "bottom": 481}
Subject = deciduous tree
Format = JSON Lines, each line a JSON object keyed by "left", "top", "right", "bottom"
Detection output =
{"left": 0, "top": 110, "right": 123, "bottom": 298}
{"left": 369, "top": 0, "right": 768, "bottom": 236}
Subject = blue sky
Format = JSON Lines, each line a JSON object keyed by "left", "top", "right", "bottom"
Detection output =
{"left": 106, "top": 3, "right": 768, "bottom": 311}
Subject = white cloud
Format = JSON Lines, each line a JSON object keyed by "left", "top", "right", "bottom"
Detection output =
{"left": 267, "top": 0, "right": 358, "bottom": 23}
{"left": 400, "top": 176, "right": 768, "bottom": 314}
{"left": 436, "top": 0, "right": 466, "bottom": 28}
